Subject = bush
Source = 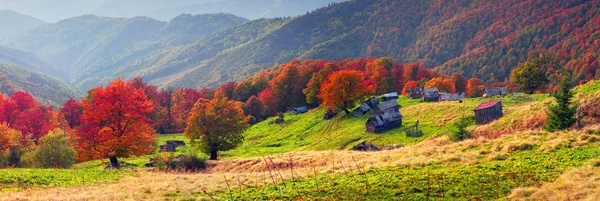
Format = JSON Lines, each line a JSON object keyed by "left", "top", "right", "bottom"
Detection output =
{"left": 154, "top": 151, "right": 206, "bottom": 172}
{"left": 22, "top": 130, "right": 76, "bottom": 168}
{"left": 451, "top": 117, "right": 473, "bottom": 141}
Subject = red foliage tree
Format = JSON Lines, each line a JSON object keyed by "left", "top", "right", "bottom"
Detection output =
{"left": 425, "top": 77, "right": 456, "bottom": 93}
{"left": 318, "top": 70, "right": 374, "bottom": 114}
{"left": 243, "top": 95, "right": 265, "bottom": 122}
{"left": 10, "top": 91, "right": 37, "bottom": 111}
{"left": 217, "top": 82, "right": 236, "bottom": 100}
{"left": 258, "top": 88, "right": 278, "bottom": 117}
{"left": 392, "top": 64, "right": 405, "bottom": 92}
{"left": 466, "top": 78, "right": 487, "bottom": 98}
{"left": 172, "top": 88, "right": 203, "bottom": 130}
{"left": 60, "top": 98, "right": 83, "bottom": 129}
{"left": 76, "top": 79, "right": 156, "bottom": 168}
{"left": 270, "top": 64, "right": 305, "bottom": 111}
{"left": 401, "top": 81, "right": 419, "bottom": 95}
{"left": 0, "top": 98, "right": 19, "bottom": 125}
{"left": 14, "top": 106, "right": 57, "bottom": 145}
{"left": 450, "top": 73, "right": 468, "bottom": 93}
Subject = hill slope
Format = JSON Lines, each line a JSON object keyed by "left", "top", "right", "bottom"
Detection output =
{"left": 137, "top": 0, "right": 600, "bottom": 89}
{"left": 0, "top": 45, "right": 66, "bottom": 80}
{"left": 0, "top": 9, "right": 46, "bottom": 39}
{"left": 0, "top": 63, "right": 81, "bottom": 106}
{"left": 1, "top": 13, "right": 248, "bottom": 87}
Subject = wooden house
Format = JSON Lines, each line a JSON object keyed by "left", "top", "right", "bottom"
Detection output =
{"left": 291, "top": 106, "right": 308, "bottom": 115}
{"left": 439, "top": 92, "right": 466, "bottom": 101}
{"left": 484, "top": 87, "right": 508, "bottom": 97}
{"left": 422, "top": 88, "right": 441, "bottom": 102}
{"left": 373, "top": 100, "right": 400, "bottom": 114}
{"left": 381, "top": 92, "right": 399, "bottom": 101}
{"left": 474, "top": 100, "right": 503, "bottom": 125}
{"left": 366, "top": 96, "right": 380, "bottom": 108}
{"left": 366, "top": 110, "right": 403, "bottom": 133}
{"left": 407, "top": 88, "right": 423, "bottom": 99}
{"left": 353, "top": 103, "right": 371, "bottom": 117}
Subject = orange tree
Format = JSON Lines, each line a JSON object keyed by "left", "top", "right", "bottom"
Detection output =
{"left": 318, "top": 70, "right": 374, "bottom": 114}
{"left": 76, "top": 79, "right": 156, "bottom": 168}
{"left": 425, "top": 77, "right": 456, "bottom": 93}
{"left": 0, "top": 123, "right": 16, "bottom": 153}
{"left": 184, "top": 92, "right": 249, "bottom": 160}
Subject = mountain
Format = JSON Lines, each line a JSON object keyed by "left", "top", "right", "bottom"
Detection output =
{"left": 0, "top": 45, "right": 67, "bottom": 80}
{"left": 145, "top": 0, "right": 600, "bottom": 88}
{"left": 0, "top": 63, "right": 81, "bottom": 106}
{"left": 142, "top": 0, "right": 349, "bottom": 20}
{"left": 0, "top": 9, "right": 46, "bottom": 38}
{"left": 1, "top": 13, "right": 248, "bottom": 88}
{"left": 0, "top": 0, "right": 346, "bottom": 22}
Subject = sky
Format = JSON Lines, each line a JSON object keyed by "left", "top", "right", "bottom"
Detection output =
{"left": 0, "top": 0, "right": 346, "bottom": 22}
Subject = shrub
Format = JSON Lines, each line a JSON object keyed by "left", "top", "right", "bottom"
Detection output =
{"left": 154, "top": 151, "right": 206, "bottom": 172}
{"left": 451, "top": 117, "right": 473, "bottom": 141}
{"left": 22, "top": 129, "right": 76, "bottom": 168}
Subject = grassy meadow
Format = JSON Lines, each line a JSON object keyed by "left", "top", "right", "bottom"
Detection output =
{"left": 1, "top": 81, "right": 600, "bottom": 200}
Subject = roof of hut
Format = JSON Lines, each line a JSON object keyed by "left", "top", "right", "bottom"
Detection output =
{"left": 368, "top": 110, "right": 403, "bottom": 127}
{"left": 474, "top": 100, "right": 502, "bottom": 111}
{"left": 376, "top": 100, "right": 399, "bottom": 111}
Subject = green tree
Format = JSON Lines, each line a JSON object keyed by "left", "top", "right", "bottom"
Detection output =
{"left": 510, "top": 60, "right": 548, "bottom": 94}
{"left": 451, "top": 117, "right": 473, "bottom": 141}
{"left": 184, "top": 92, "right": 249, "bottom": 160}
{"left": 22, "top": 129, "right": 76, "bottom": 168}
{"left": 545, "top": 77, "right": 577, "bottom": 131}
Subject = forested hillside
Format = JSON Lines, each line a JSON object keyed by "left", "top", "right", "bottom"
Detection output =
{"left": 159, "top": 0, "right": 600, "bottom": 88}
{"left": 0, "top": 45, "right": 66, "bottom": 80}
{"left": 1, "top": 13, "right": 247, "bottom": 89}
{"left": 1, "top": 0, "right": 599, "bottom": 92}
{"left": 0, "top": 63, "right": 81, "bottom": 106}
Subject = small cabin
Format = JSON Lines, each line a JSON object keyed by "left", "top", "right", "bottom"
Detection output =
{"left": 366, "top": 110, "right": 403, "bottom": 133}
{"left": 381, "top": 92, "right": 399, "bottom": 101}
{"left": 291, "top": 106, "right": 309, "bottom": 115}
{"left": 353, "top": 103, "right": 371, "bottom": 117}
{"left": 422, "top": 88, "right": 441, "bottom": 102}
{"left": 407, "top": 88, "right": 423, "bottom": 99}
{"left": 373, "top": 100, "right": 400, "bottom": 114}
{"left": 366, "top": 96, "right": 380, "bottom": 108}
{"left": 484, "top": 87, "right": 508, "bottom": 97}
{"left": 323, "top": 109, "right": 338, "bottom": 120}
{"left": 439, "top": 92, "right": 466, "bottom": 101}
{"left": 474, "top": 100, "right": 503, "bottom": 125}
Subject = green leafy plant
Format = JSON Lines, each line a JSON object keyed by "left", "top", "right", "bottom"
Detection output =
{"left": 451, "top": 117, "right": 473, "bottom": 141}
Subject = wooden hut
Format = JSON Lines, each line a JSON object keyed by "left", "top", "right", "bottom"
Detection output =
{"left": 474, "top": 100, "right": 503, "bottom": 125}
{"left": 373, "top": 100, "right": 400, "bottom": 114}
{"left": 353, "top": 103, "right": 371, "bottom": 117}
{"left": 422, "top": 88, "right": 441, "bottom": 102}
{"left": 291, "top": 106, "right": 308, "bottom": 115}
{"left": 407, "top": 88, "right": 423, "bottom": 99}
{"left": 439, "top": 92, "right": 466, "bottom": 101}
{"left": 381, "top": 92, "right": 399, "bottom": 101}
{"left": 366, "top": 96, "right": 380, "bottom": 108}
{"left": 366, "top": 110, "right": 403, "bottom": 133}
{"left": 484, "top": 87, "right": 508, "bottom": 97}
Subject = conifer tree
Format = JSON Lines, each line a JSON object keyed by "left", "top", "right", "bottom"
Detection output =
{"left": 545, "top": 76, "right": 577, "bottom": 131}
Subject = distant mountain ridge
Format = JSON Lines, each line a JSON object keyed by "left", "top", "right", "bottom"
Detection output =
{"left": 1, "top": 13, "right": 248, "bottom": 89}
{"left": 0, "top": 63, "right": 81, "bottom": 106}
{"left": 0, "top": 9, "right": 46, "bottom": 38}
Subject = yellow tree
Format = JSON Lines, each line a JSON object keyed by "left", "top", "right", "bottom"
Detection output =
{"left": 185, "top": 92, "right": 249, "bottom": 160}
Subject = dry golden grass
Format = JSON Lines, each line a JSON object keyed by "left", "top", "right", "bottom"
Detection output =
{"left": 508, "top": 166, "right": 600, "bottom": 201}
{"left": 4, "top": 126, "right": 600, "bottom": 201}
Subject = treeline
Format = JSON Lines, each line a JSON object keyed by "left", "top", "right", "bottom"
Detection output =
{"left": 0, "top": 55, "right": 589, "bottom": 167}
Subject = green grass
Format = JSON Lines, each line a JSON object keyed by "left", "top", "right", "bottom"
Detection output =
{"left": 212, "top": 144, "right": 600, "bottom": 200}
{"left": 0, "top": 169, "right": 129, "bottom": 192}
{"left": 575, "top": 79, "right": 600, "bottom": 97}
{"left": 223, "top": 95, "right": 547, "bottom": 158}
{"left": 74, "top": 133, "right": 189, "bottom": 170}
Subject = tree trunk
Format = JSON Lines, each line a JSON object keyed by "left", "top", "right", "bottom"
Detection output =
{"left": 109, "top": 156, "right": 120, "bottom": 169}
{"left": 209, "top": 150, "right": 218, "bottom": 160}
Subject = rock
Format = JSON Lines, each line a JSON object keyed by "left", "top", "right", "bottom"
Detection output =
{"left": 351, "top": 141, "right": 381, "bottom": 151}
